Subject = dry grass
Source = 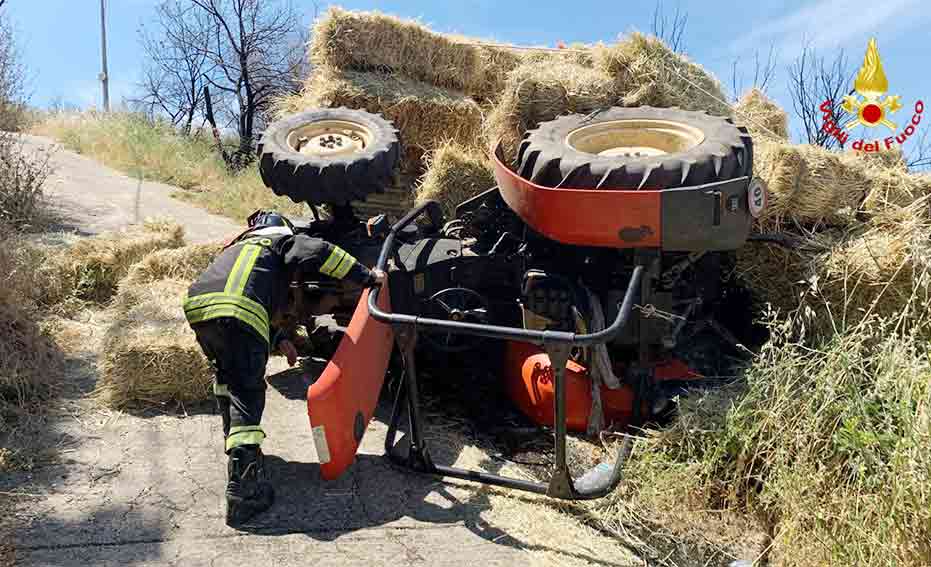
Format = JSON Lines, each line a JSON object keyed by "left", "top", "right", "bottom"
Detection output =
{"left": 484, "top": 60, "right": 618, "bottom": 161}
{"left": 96, "top": 279, "right": 212, "bottom": 409}
{"left": 733, "top": 88, "right": 788, "bottom": 140}
{"left": 0, "top": 232, "right": 63, "bottom": 416}
{"left": 414, "top": 142, "right": 495, "bottom": 217}
{"left": 593, "top": 32, "right": 732, "bottom": 118}
{"left": 606, "top": 314, "right": 931, "bottom": 566}
{"left": 276, "top": 67, "right": 484, "bottom": 175}
{"left": 122, "top": 242, "right": 222, "bottom": 287}
{"left": 34, "top": 111, "right": 305, "bottom": 222}
{"left": 0, "top": 131, "right": 53, "bottom": 229}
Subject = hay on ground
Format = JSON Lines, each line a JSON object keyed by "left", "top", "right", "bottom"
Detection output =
{"left": 733, "top": 88, "right": 788, "bottom": 140}
{"left": 484, "top": 60, "right": 618, "bottom": 161}
{"left": 414, "top": 142, "right": 495, "bottom": 217}
{"left": 96, "top": 279, "right": 211, "bottom": 409}
{"left": 276, "top": 67, "right": 484, "bottom": 174}
{"left": 122, "top": 242, "right": 222, "bottom": 287}
{"left": 593, "top": 32, "right": 731, "bottom": 117}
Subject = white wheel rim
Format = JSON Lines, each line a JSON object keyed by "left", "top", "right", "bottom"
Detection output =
{"left": 566, "top": 119, "right": 706, "bottom": 157}
{"left": 287, "top": 119, "right": 373, "bottom": 158}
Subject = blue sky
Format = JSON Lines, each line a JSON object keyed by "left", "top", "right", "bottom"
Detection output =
{"left": 7, "top": 0, "right": 931, "bottom": 145}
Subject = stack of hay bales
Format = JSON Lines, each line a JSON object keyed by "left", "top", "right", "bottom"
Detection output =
{"left": 96, "top": 279, "right": 212, "bottom": 409}
{"left": 730, "top": 88, "right": 931, "bottom": 333}
{"left": 281, "top": 8, "right": 733, "bottom": 217}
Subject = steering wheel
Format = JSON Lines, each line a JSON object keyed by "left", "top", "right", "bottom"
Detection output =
{"left": 421, "top": 287, "right": 490, "bottom": 352}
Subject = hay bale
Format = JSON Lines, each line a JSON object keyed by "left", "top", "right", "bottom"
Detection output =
{"left": 815, "top": 225, "right": 931, "bottom": 330}
{"left": 41, "top": 220, "right": 186, "bottom": 305}
{"left": 753, "top": 140, "right": 870, "bottom": 228}
{"left": 414, "top": 142, "right": 495, "bottom": 217}
{"left": 736, "top": 231, "right": 839, "bottom": 314}
{"left": 122, "top": 242, "right": 222, "bottom": 287}
{"left": 351, "top": 178, "right": 416, "bottom": 221}
{"left": 593, "top": 32, "right": 731, "bottom": 117}
{"left": 309, "top": 7, "right": 586, "bottom": 100}
{"left": 485, "top": 60, "right": 618, "bottom": 161}
{"left": 278, "top": 67, "right": 484, "bottom": 175}
{"left": 96, "top": 279, "right": 211, "bottom": 409}
{"left": 733, "top": 88, "right": 788, "bottom": 140}
{"left": 310, "top": 7, "right": 482, "bottom": 94}
{"left": 738, "top": 222, "right": 931, "bottom": 335}
{"left": 859, "top": 164, "right": 931, "bottom": 212}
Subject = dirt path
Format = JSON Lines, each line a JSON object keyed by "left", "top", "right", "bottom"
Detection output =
{"left": 21, "top": 134, "right": 236, "bottom": 243}
{"left": 4, "top": 137, "right": 642, "bottom": 567}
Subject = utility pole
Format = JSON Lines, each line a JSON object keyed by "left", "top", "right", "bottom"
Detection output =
{"left": 99, "top": 0, "right": 110, "bottom": 111}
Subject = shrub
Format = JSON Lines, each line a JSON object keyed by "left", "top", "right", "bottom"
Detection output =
{"left": 0, "top": 131, "right": 52, "bottom": 228}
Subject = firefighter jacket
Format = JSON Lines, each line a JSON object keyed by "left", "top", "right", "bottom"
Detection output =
{"left": 183, "top": 231, "right": 375, "bottom": 345}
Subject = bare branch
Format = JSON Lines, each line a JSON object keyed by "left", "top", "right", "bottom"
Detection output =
{"left": 906, "top": 126, "right": 931, "bottom": 171}
{"left": 786, "top": 42, "right": 853, "bottom": 148}
{"left": 730, "top": 43, "right": 778, "bottom": 101}
{"left": 138, "top": 0, "right": 306, "bottom": 161}
{"left": 651, "top": 0, "right": 687, "bottom": 53}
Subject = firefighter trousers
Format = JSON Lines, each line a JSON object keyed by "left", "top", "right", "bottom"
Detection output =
{"left": 193, "top": 318, "right": 269, "bottom": 453}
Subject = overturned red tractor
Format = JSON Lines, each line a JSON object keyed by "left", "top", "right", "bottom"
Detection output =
{"left": 257, "top": 105, "right": 764, "bottom": 500}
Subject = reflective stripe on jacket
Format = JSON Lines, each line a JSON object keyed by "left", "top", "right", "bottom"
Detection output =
{"left": 183, "top": 232, "right": 375, "bottom": 343}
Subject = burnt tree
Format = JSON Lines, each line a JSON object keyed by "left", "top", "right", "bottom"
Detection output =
{"left": 141, "top": 0, "right": 306, "bottom": 162}
{"left": 137, "top": 1, "right": 212, "bottom": 134}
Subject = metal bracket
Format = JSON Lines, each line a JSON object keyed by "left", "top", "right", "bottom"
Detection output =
{"left": 543, "top": 340, "right": 576, "bottom": 499}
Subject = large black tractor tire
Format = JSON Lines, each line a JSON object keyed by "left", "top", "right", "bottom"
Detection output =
{"left": 516, "top": 106, "right": 752, "bottom": 190}
{"left": 258, "top": 108, "right": 401, "bottom": 205}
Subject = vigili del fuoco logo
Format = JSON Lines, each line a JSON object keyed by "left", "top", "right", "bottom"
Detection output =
{"left": 820, "top": 38, "right": 923, "bottom": 152}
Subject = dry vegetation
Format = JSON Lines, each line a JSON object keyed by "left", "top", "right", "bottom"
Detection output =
{"left": 414, "top": 142, "right": 495, "bottom": 217}
{"left": 595, "top": 314, "right": 931, "bottom": 566}
{"left": 33, "top": 112, "right": 305, "bottom": 222}
{"left": 96, "top": 278, "right": 213, "bottom": 409}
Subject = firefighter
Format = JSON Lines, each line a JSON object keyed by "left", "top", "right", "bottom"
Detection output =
{"left": 183, "top": 209, "right": 385, "bottom": 526}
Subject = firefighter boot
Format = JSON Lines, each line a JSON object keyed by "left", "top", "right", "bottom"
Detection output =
{"left": 225, "top": 445, "right": 275, "bottom": 527}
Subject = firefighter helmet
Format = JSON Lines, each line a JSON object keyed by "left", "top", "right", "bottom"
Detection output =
{"left": 247, "top": 209, "right": 294, "bottom": 231}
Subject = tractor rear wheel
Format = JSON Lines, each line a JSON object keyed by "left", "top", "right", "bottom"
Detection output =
{"left": 515, "top": 106, "right": 752, "bottom": 190}
{"left": 258, "top": 108, "right": 401, "bottom": 205}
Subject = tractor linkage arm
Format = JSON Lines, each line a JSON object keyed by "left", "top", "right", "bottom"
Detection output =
{"left": 367, "top": 200, "right": 645, "bottom": 500}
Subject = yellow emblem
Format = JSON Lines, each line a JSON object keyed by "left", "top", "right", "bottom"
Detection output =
{"left": 843, "top": 38, "right": 902, "bottom": 130}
